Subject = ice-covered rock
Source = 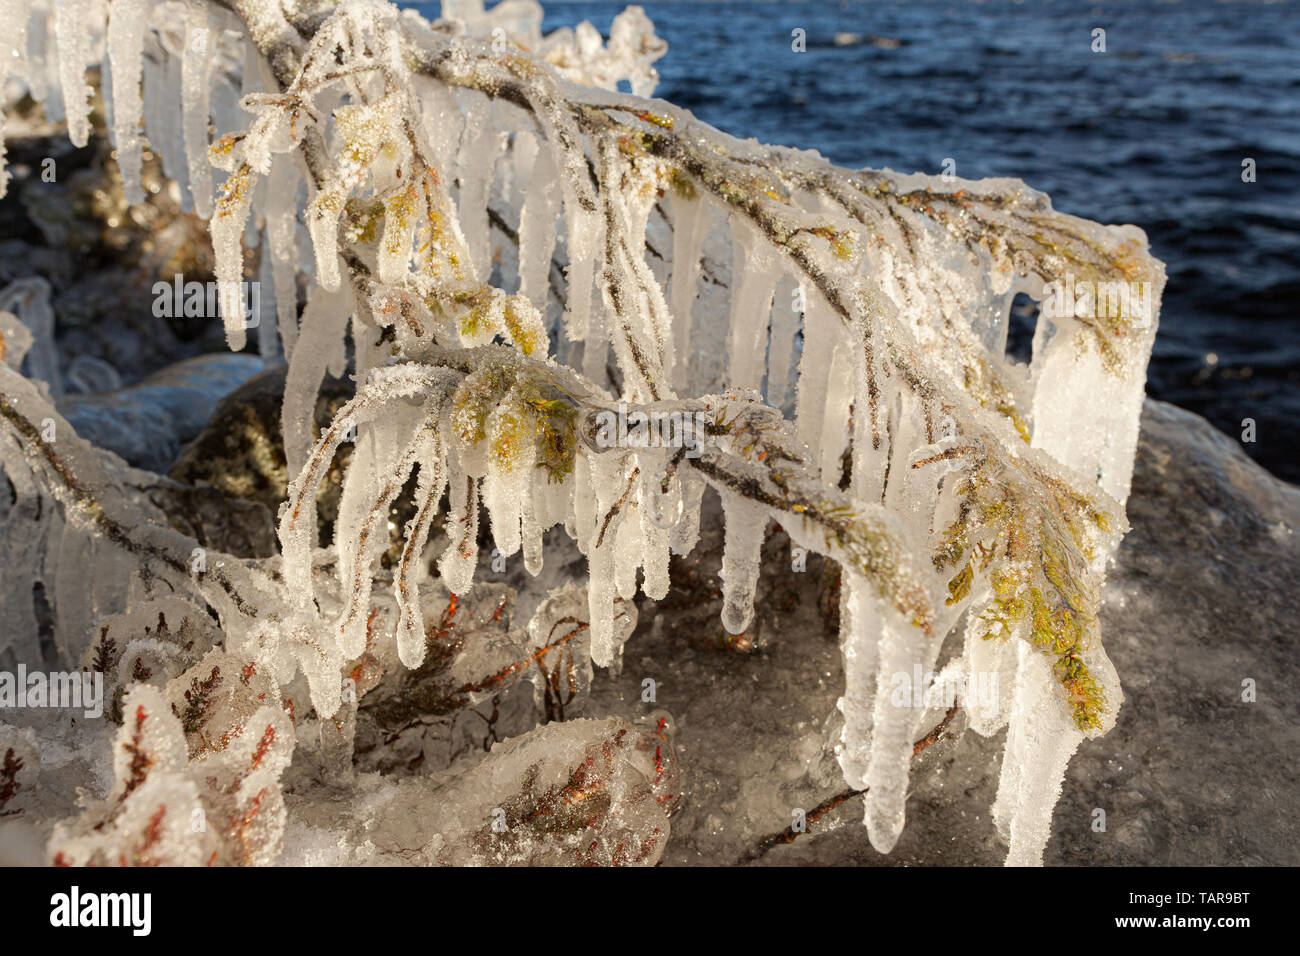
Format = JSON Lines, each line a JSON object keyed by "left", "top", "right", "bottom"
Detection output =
{"left": 58, "top": 353, "right": 264, "bottom": 473}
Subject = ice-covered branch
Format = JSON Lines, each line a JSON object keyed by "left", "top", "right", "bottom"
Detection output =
{"left": 0, "top": 0, "right": 1166, "bottom": 865}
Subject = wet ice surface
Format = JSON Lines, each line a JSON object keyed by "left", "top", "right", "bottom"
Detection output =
{"left": 583, "top": 400, "right": 1300, "bottom": 865}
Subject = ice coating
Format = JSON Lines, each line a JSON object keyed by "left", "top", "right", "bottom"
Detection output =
{"left": 0, "top": 0, "right": 1164, "bottom": 866}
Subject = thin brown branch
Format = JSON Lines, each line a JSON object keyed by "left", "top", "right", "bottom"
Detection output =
{"left": 738, "top": 701, "right": 962, "bottom": 864}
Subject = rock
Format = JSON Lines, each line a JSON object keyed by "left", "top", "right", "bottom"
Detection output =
{"left": 1052, "top": 399, "right": 1300, "bottom": 865}
{"left": 169, "top": 364, "right": 427, "bottom": 562}
{"left": 135, "top": 476, "right": 279, "bottom": 559}
{"left": 168, "top": 363, "right": 357, "bottom": 542}
{"left": 58, "top": 353, "right": 265, "bottom": 474}
{"left": 2, "top": 84, "right": 241, "bottom": 389}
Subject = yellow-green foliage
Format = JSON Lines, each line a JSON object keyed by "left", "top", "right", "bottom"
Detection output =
{"left": 450, "top": 288, "right": 546, "bottom": 357}
{"left": 502, "top": 297, "right": 541, "bottom": 356}
{"left": 935, "top": 448, "right": 1116, "bottom": 732}
{"left": 451, "top": 360, "right": 577, "bottom": 483}
{"left": 382, "top": 183, "right": 418, "bottom": 258}
{"left": 216, "top": 163, "right": 253, "bottom": 216}
{"left": 962, "top": 355, "right": 1031, "bottom": 443}
{"left": 668, "top": 168, "right": 697, "bottom": 200}
{"left": 345, "top": 197, "right": 385, "bottom": 244}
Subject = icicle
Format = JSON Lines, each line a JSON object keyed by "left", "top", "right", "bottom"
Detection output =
{"left": 307, "top": 166, "right": 353, "bottom": 289}
{"left": 668, "top": 193, "right": 706, "bottom": 391}
{"left": 335, "top": 406, "right": 427, "bottom": 659}
{"left": 861, "top": 607, "right": 945, "bottom": 854}
{"left": 282, "top": 284, "right": 353, "bottom": 480}
{"left": 481, "top": 469, "right": 523, "bottom": 558}
{"left": 726, "top": 216, "right": 778, "bottom": 391}
{"left": 536, "top": 469, "right": 570, "bottom": 532}
{"left": 417, "top": 78, "right": 463, "bottom": 178}
{"left": 586, "top": 541, "right": 617, "bottom": 667}
{"left": 0, "top": 432, "right": 47, "bottom": 666}
{"left": 212, "top": 165, "right": 257, "bottom": 350}
{"left": 182, "top": 2, "right": 216, "bottom": 217}
{"left": 244, "top": 174, "right": 264, "bottom": 249}
{"left": 992, "top": 644, "right": 1085, "bottom": 866}
{"left": 27, "top": 7, "right": 62, "bottom": 121}
{"left": 257, "top": 239, "right": 281, "bottom": 363}
{"left": 668, "top": 474, "right": 705, "bottom": 556}
{"left": 1033, "top": 330, "right": 1146, "bottom": 504}
{"left": 572, "top": 454, "right": 597, "bottom": 553}
{"left": 54, "top": 0, "right": 93, "bottom": 148}
{"left": 0, "top": 107, "right": 8, "bottom": 202}
{"left": 795, "top": 297, "right": 835, "bottom": 461}
{"left": 395, "top": 426, "right": 446, "bottom": 668}
{"left": 818, "top": 337, "right": 854, "bottom": 481}
{"left": 266, "top": 154, "right": 300, "bottom": 359}
{"left": 592, "top": 141, "right": 674, "bottom": 398}
{"left": 963, "top": 623, "right": 1017, "bottom": 737}
{"left": 836, "top": 570, "right": 879, "bottom": 789}
{"left": 581, "top": 296, "right": 608, "bottom": 385}
{"left": 350, "top": 313, "right": 385, "bottom": 398}
{"left": 438, "top": 466, "right": 480, "bottom": 596}
{"left": 584, "top": 450, "right": 632, "bottom": 666}
{"left": 0, "top": 0, "right": 29, "bottom": 89}
{"left": 517, "top": 143, "right": 561, "bottom": 312}
{"left": 766, "top": 277, "right": 800, "bottom": 411}
{"left": 241, "top": 32, "right": 263, "bottom": 100}
{"left": 0, "top": 0, "right": 31, "bottom": 198}
{"left": 100, "top": 51, "right": 115, "bottom": 156}
{"left": 142, "top": 37, "right": 191, "bottom": 204}
{"left": 53, "top": 520, "right": 94, "bottom": 664}
{"left": 333, "top": 421, "right": 380, "bottom": 631}
{"left": 849, "top": 333, "right": 890, "bottom": 505}
{"left": 644, "top": 466, "right": 684, "bottom": 531}
{"left": 520, "top": 474, "right": 544, "bottom": 576}
{"left": 456, "top": 98, "right": 504, "bottom": 282}
{"left": 718, "top": 493, "right": 767, "bottom": 634}
{"left": 562, "top": 204, "right": 601, "bottom": 343}
{"left": 638, "top": 471, "right": 671, "bottom": 601}
{"left": 625, "top": 182, "right": 673, "bottom": 375}
{"left": 107, "top": 0, "right": 147, "bottom": 206}
{"left": 613, "top": 509, "right": 642, "bottom": 601}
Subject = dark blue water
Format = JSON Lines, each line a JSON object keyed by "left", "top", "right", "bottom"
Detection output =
{"left": 414, "top": 0, "right": 1300, "bottom": 481}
